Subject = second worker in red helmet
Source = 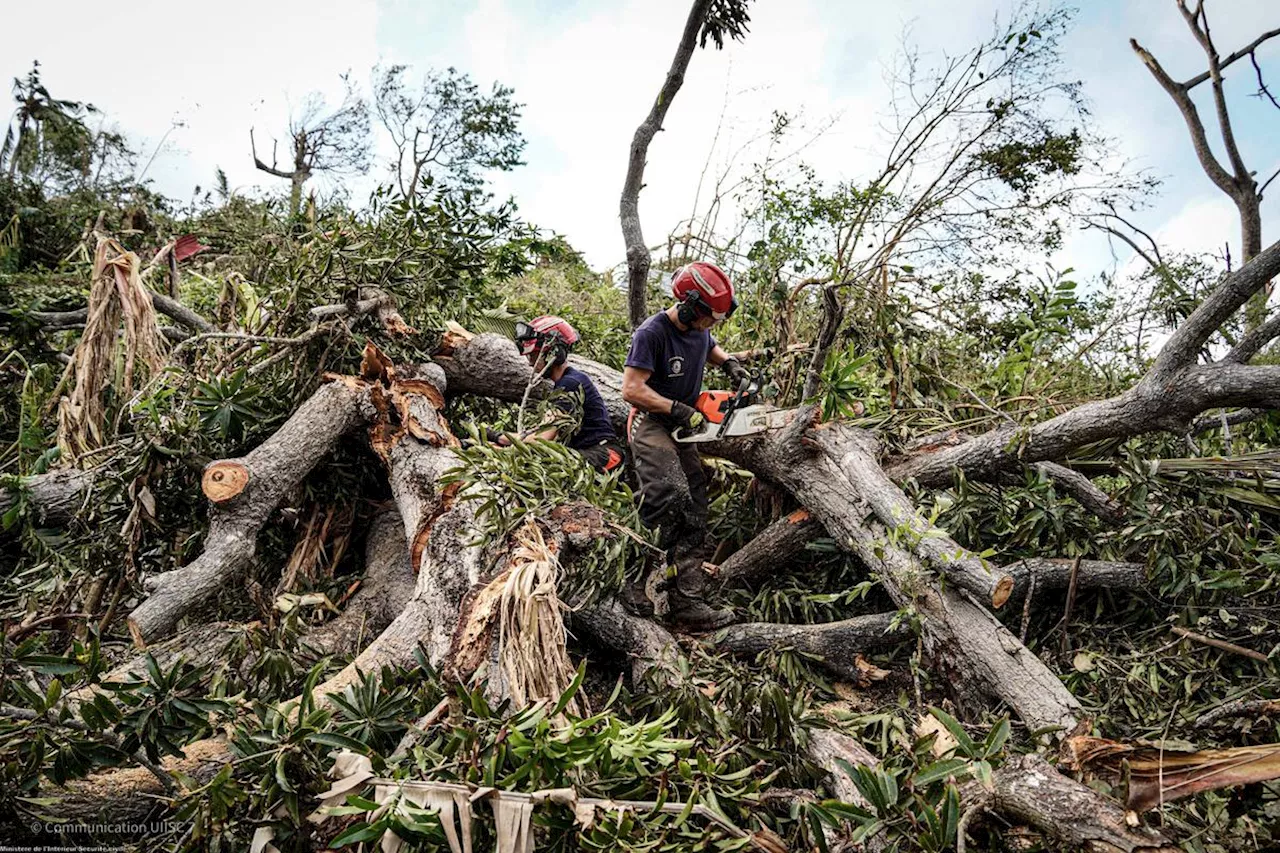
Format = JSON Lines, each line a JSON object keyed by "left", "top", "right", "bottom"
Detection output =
{"left": 509, "top": 315, "right": 625, "bottom": 473}
{"left": 621, "top": 262, "right": 750, "bottom": 630}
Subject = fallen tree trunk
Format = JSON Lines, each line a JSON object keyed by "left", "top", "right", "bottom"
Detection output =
{"left": 56, "top": 360, "right": 475, "bottom": 814}
{"left": 573, "top": 597, "right": 681, "bottom": 684}
{"left": 435, "top": 334, "right": 1082, "bottom": 731}
{"left": 300, "top": 508, "right": 416, "bottom": 659}
{"left": 981, "top": 753, "right": 1178, "bottom": 852}
{"left": 815, "top": 427, "right": 1014, "bottom": 608}
{"left": 718, "top": 418, "right": 1082, "bottom": 732}
{"left": 0, "top": 467, "right": 97, "bottom": 527}
{"left": 715, "top": 509, "right": 825, "bottom": 586}
{"left": 435, "top": 329, "right": 630, "bottom": 429}
{"left": 127, "top": 378, "right": 371, "bottom": 644}
{"left": 713, "top": 613, "right": 907, "bottom": 681}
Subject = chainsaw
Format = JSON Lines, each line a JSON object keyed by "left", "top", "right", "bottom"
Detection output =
{"left": 673, "top": 371, "right": 792, "bottom": 443}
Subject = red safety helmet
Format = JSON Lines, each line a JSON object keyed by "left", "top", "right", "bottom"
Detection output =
{"left": 672, "top": 262, "right": 737, "bottom": 322}
{"left": 515, "top": 315, "right": 579, "bottom": 365}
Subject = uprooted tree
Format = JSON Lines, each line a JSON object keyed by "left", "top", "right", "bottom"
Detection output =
{"left": 3, "top": 2, "right": 1280, "bottom": 851}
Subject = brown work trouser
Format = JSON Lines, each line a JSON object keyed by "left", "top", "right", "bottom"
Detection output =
{"left": 627, "top": 408, "right": 708, "bottom": 559}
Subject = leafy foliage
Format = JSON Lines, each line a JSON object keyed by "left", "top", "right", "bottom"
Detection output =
{"left": 443, "top": 433, "right": 653, "bottom": 605}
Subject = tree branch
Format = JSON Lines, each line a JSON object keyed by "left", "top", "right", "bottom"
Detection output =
{"left": 1177, "top": 1, "right": 1252, "bottom": 184}
{"left": 1189, "top": 407, "right": 1269, "bottom": 436}
{"left": 620, "top": 0, "right": 715, "bottom": 328}
{"left": 1130, "top": 38, "right": 1238, "bottom": 198}
{"left": 249, "top": 128, "right": 293, "bottom": 179}
{"left": 1182, "top": 27, "right": 1280, "bottom": 90}
{"left": 1156, "top": 237, "right": 1280, "bottom": 372}
{"left": 1225, "top": 310, "right": 1280, "bottom": 363}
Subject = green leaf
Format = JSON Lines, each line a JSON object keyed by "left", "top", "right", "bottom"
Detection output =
{"left": 927, "top": 707, "right": 976, "bottom": 755}
{"left": 275, "top": 752, "right": 294, "bottom": 793}
{"left": 308, "top": 732, "right": 372, "bottom": 753}
{"left": 913, "top": 758, "right": 968, "bottom": 787}
{"left": 330, "top": 821, "right": 386, "bottom": 846}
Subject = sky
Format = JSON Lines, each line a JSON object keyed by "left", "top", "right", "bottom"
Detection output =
{"left": 5, "top": 0, "right": 1279, "bottom": 284}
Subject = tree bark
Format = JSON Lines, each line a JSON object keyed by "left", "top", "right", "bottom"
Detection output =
{"left": 814, "top": 426, "right": 1014, "bottom": 608}
{"left": 1004, "top": 558, "right": 1145, "bottom": 606}
{"left": 573, "top": 598, "right": 681, "bottom": 685}
{"left": 714, "top": 613, "right": 907, "bottom": 681}
{"left": 127, "top": 379, "right": 371, "bottom": 644}
{"left": 56, "top": 363, "right": 471, "bottom": 810}
{"left": 982, "top": 753, "right": 1178, "bottom": 853}
{"left": 717, "top": 420, "right": 1081, "bottom": 732}
{"left": 715, "top": 509, "right": 824, "bottom": 586}
{"left": 0, "top": 467, "right": 96, "bottom": 528}
{"left": 620, "top": 0, "right": 715, "bottom": 328}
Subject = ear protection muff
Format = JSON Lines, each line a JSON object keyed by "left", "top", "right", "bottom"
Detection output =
{"left": 676, "top": 299, "right": 699, "bottom": 326}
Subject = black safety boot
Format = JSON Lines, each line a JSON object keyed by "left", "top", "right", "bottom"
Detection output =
{"left": 663, "top": 552, "right": 735, "bottom": 631}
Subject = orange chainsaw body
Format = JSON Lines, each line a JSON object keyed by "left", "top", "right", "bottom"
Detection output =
{"left": 693, "top": 390, "right": 737, "bottom": 424}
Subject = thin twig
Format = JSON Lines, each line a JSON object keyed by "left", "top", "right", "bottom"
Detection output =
{"left": 1059, "top": 556, "right": 1081, "bottom": 657}
{"left": 1019, "top": 565, "right": 1037, "bottom": 644}
{"left": 1171, "top": 626, "right": 1270, "bottom": 663}
{"left": 1250, "top": 50, "right": 1280, "bottom": 110}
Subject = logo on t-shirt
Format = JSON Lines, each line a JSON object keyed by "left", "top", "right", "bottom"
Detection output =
{"left": 668, "top": 356, "right": 685, "bottom": 377}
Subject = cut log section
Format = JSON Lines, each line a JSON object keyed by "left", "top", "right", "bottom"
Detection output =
{"left": 715, "top": 509, "right": 825, "bottom": 586}
{"left": 201, "top": 460, "right": 249, "bottom": 504}
{"left": 713, "top": 613, "right": 907, "bottom": 681}
{"left": 127, "top": 378, "right": 372, "bottom": 644}
{"left": 1005, "top": 558, "right": 1146, "bottom": 605}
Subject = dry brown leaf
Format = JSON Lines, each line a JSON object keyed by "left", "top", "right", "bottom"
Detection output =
{"left": 1064, "top": 735, "right": 1280, "bottom": 812}
{"left": 853, "top": 654, "right": 890, "bottom": 687}
{"left": 915, "top": 714, "right": 959, "bottom": 758}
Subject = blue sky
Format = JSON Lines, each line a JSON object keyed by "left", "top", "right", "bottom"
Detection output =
{"left": 6, "top": 0, "right": 1278, "bottom": 283}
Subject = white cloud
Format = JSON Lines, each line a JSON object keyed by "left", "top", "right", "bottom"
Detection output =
{"left": 1, "top": 0, "right": 381, "bottom": 202}
{"left": 4, "top": 0, "right": 1276, "bottom": 279}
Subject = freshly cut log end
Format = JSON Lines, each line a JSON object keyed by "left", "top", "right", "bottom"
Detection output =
{"left": 126, "top": 618, "right": 146, "bottom": 650}
{"left": 202, "top": 461, "right": 249, "bottom": 504}
{"left": 992, "top": 574, "right": 1014, "bottom": 609}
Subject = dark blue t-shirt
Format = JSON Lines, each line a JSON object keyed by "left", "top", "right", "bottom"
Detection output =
{"left": 625, "top": 312, "right": 716, "bottom": 406}
{"left": 553, "top": 367, "right": 617, "bottom": 450}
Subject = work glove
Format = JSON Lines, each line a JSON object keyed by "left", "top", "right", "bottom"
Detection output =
{"left": 720, "top": 357, "right": 750, "bottom": 387}
{"left": 670, "top": 401, "right": 705, "bottom": 432}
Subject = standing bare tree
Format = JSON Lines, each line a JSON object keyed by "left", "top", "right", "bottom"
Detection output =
{"left": 620, "top": 0, "right": 753, "bottom": 328}
{"left": 1131, "top": 1, "right": 1280, "bottom": 328}
{"left": 372, "top": 64, "right": 525, "bottom": 202}
{"left": 251, "top": 77, "right": 371, "bottom": 218}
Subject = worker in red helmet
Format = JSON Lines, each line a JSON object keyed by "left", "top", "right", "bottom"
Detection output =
{"left": 621, "top": 262, "right": 750, "bottom": 630}
{"left": 506, "top": 315, "right": 624, "bottom": 473}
